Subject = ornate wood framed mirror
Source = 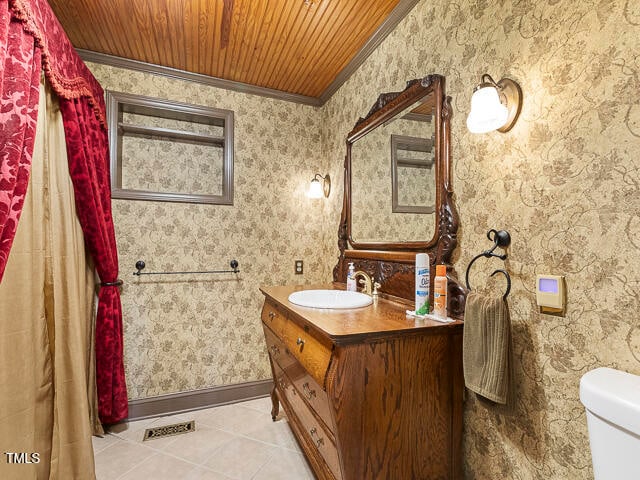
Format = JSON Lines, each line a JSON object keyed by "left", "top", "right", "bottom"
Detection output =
{"left": 333, "top": 75, "right": 466, "bottom": 318}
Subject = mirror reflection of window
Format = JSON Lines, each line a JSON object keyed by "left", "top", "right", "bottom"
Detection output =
{"left": 391, "top": 134, "right": 435, "bottom": 212}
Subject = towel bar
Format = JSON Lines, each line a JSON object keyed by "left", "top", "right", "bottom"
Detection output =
{"left": 133, "top": 259, "right": 239, "bottom": 276}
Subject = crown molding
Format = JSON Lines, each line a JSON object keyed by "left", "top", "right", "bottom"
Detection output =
{"left": 78, "top": 49, "right": 323, "bottom": 107}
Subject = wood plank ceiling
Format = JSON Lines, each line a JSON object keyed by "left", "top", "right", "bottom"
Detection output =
{"left": 48, "top": 0, "right": 416, "bottom": 103}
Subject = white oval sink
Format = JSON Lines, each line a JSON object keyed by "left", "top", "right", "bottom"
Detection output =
{"left": 288, "top": 289, "right": 372, "bottom": 309}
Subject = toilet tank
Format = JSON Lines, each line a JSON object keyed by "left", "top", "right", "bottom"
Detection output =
{"left": 580, "top": 367, "right": 640, "bottom": 480}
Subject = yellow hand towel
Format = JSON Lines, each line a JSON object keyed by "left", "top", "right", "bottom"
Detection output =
{"left": 463, "top": 290, "right": 512, "bottom": 404}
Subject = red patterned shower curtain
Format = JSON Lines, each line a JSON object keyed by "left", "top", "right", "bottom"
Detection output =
{"left": 0, "top": 0, "right": 127, "bottom": 423}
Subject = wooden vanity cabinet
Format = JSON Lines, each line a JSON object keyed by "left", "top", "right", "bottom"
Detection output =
{"left": 260, "top": 285, "right": 464, "bottom": 480}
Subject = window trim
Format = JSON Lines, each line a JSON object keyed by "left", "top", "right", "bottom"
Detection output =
{"left": 106, "top": 91, "right": 234, "bottom": 205}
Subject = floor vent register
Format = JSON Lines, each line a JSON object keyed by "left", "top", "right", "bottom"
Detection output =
{"left": 143, "top": 420, "right": 195, "bottom": 441}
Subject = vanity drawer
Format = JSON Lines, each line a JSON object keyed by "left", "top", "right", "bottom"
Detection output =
{"left": 282, "top": 319, "right": 333, "bottom": 388}
{"left": 265, "top": 322, "right": 333, "bottom": 432}
{"left": 261, "top": 301, "right": 289, "bottom": 339}
{"left": 263, "top": 323, "right": 295, "bottom": 370}
{"left": 281, "top": 370, "right": 342, "bottom": 480}
{"left": 286, "top": 361, "right": 334, "bottom": 433}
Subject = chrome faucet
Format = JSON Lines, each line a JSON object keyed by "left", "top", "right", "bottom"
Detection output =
{"left": 353, "top": 271, "right": 380, "bottom": 296}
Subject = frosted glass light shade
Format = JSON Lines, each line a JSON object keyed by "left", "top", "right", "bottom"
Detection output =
{"left": 308, "top": 173, "right": 331, "bottom": 198}
{"left": 466, "top": 86, "right": 509, "bottom": 133}
{"left": 308, "top": 179, "right": 324, "bottom": 198}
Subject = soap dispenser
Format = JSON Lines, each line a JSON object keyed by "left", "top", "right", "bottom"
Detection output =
{"left": 347, "top": 263, "right": 357, "bottom": 291}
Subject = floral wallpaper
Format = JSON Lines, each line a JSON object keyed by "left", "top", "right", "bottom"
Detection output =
{"left": 121, "top": 135, "right": 224, "bottom": 195}
{"left": 88, "top": 0, "right": 640, "bottom": 476}
{"left": 397, "top": 164, "right": 433, "bottom": 206}
{"left": 87, "top": 62, "right": 332, "bottom": 400}
{"left": 119, "top": 112, "right": 225, "bottom": 195}
{"left": 321, "top": 0, "right": 640, "bottom": 478}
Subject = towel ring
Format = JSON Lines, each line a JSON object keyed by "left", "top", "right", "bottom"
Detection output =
{"left": 465, "top": 229, "right": 512, "bottom": 300}
{"left": 489, "top": 269, "right": 511, "bottom": 300}
{"left": 466, "top": 269, "right": 511, "bottom": 300}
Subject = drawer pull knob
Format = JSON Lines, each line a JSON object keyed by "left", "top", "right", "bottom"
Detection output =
{"left": 296, "top": 337, "right": 305, "bottom": 348}
{"left": 310, "top": 427, "right": 324, "bottom": 448}
{"left": 270, "top": 345, "right": 280, "bottom": 355}
{"left": 268, "top": 312, "right": 276, "bottom": 320}
{"left": 303, "top": 382, "right": 316, "bottom": 400}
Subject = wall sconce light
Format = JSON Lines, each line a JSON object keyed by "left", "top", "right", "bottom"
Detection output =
{"left": 308, "top": 173, "right": 331, "bottom": 198}
{"left": 466, "top": 74, "right": 522, "bottom": 133}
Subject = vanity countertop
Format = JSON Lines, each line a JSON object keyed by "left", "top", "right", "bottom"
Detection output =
{"left": 259, "top": 283, "right": 462, "bottom": 342}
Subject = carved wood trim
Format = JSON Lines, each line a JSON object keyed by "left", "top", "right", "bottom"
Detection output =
{"left": 349, "top": 75, "right": 432, "bottom": 129}
{"left": 345, "top": 75, "right": 443, "bottom": 251}
{"left": 333, "top": 256, "right": 415, "bottom": 302}
{"left": 333, "top": 75, "right": 466, "bottom": 317}
{"left": 344, "top": 249, "right": 416, "bottom": 263}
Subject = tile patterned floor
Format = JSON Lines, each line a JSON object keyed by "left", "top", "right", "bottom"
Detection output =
{"left": 93, "top": 397, "right": 315, "bottom": 480}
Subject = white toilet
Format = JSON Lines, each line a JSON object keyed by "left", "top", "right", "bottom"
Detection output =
{"left": 580, "top": 367, "right": 640, "bottom": 479}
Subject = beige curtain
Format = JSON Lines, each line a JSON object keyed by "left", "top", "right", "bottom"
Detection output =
{"left": 0, "top": 78, "right": 100, "bottom": 479}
